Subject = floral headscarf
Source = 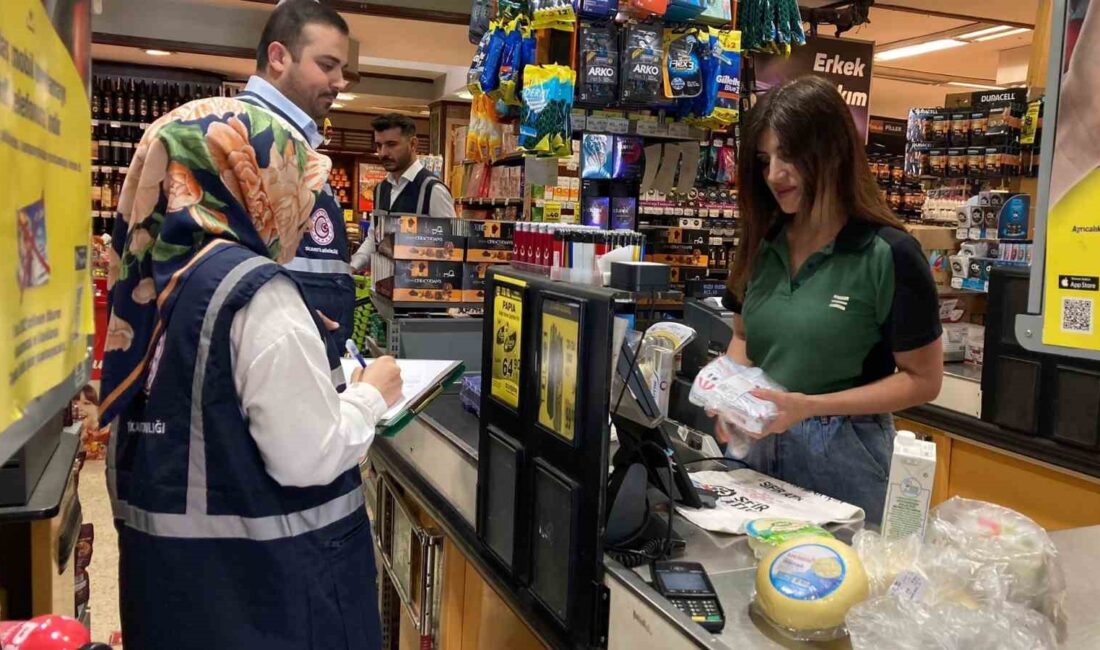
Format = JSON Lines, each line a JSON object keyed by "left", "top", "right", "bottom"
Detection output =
{"left": 99, "top": 97, "right": 331, "bottom": 425}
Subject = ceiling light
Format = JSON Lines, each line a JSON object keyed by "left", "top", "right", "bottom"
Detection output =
{"left": 874, "top": 39, "right": 966, "bottom": 62}
{"left": 336, "top": 93, "right": 356, "bottom": 101}
{"left": 956, "top": 25, "right": 1014, "bottom": 40}
{"left": 945, "top": 81, "right": 1005, "bottom": 91}
{"left": 331, "top": 102, "right": 345, "bottom": 109}
{"left": 973, "top": 27, "right": 1031, "bottom": 42}
{"left": 144, "top": 49, "right": 173, "bottom": 56}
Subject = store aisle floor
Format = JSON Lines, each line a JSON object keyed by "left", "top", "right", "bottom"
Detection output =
{"left": 81, "top": 460, "right": 122, "bottom": 647}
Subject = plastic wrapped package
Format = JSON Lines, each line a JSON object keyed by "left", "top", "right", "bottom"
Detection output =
{"left": 745, "top": 518, "right": 834, "bottom": 559}
{"left": 520, "top": 65, "right": 576, "bottom": 157}
{"left": 689, "top": 355, "right": 784, "bottom": 436}
{"left": 927, "top": 497, "right": 1067, "bottom": 634}
{"left": 847, "top": 597, "right": 1057, "bottom": 650}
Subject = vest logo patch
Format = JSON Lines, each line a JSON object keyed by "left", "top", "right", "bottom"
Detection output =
{"left": 829, "top": 295, "right": 850, "bottom": 311}
{"left": 128, "top": 419, "right": 167, "bottom": 435}
{"left": 310, "top": 208, "right": 335, "bottom": 246}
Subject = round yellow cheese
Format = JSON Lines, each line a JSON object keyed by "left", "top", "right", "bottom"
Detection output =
{"left": 755, "top": 537, "right": 870, "bottom": 632}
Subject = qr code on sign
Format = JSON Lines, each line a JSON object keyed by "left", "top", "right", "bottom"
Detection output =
{"left": 1062, "top": 297, "right": 1093, "bottom": 334}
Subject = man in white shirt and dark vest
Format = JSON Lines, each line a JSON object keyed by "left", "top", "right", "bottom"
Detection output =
{"left": 350, "top": 113, "right": 457, "bottom": 272}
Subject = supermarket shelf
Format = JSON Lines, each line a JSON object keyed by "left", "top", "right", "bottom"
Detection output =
{"left": 458, "top": 197, "right": 524, "bottom": 206}
{"left": 92, "top": 165, "right": 129, "bottom": 173}
{"left": 939, "top": 286, "right": 987, "bottom": 296}
{"left": 533, "top": 200, "right": 577, "bottom": 211}
{"left": 92, "top": 118, "right": 149, "bottom": 128}
{"left": 491, "top": 152, "right": 526, "bottom": 167}
{"left": 371, "top": 293, "right": 483, "bottom": 319}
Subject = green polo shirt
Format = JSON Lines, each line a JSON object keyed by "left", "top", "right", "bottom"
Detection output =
{"left": 724, "top": 219, "right": 941, "bottom": 395}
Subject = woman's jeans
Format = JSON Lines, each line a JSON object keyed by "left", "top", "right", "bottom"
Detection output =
{"left": 726, "top": 414, "right": 896, "bottom": 524}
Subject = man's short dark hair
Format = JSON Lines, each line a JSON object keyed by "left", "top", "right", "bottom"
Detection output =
{"left": 256, "top": 0, "right": 349, "bottom": 71}
{"left": 371, "top": 113, "right": 418, "bottom": 138}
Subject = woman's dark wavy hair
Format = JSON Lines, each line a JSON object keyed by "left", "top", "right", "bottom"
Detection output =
{"left": 729, "top": 75, "right": 904, "bottom": 298}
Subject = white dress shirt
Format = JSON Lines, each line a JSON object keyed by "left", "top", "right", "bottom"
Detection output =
{"left": 230, "top": 274, "right": 387, "bottom": 487}
{"left": 350, "top": 160, "right": 456, "bottom": 272}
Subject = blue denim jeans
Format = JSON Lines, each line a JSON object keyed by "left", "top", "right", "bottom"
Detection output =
{"left": 725, "top": 414, "right": 896, "bottom": 524}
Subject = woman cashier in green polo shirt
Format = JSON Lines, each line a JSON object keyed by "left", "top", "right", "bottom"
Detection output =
{"left": 714, "top": 76, "right": 944, "bottom": 524}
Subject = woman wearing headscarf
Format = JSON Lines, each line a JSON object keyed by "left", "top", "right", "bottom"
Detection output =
{"left": 99, "top": 95, "right": 399, "bottom": 649}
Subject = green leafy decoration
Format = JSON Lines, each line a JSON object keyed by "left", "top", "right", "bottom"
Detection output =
{"left": 273, "top": 125, "right": 290, "bottom": 161}
{"left": 151, "top": 239, "right": 193, "bottom": 262}
{"left": 247, "top": 108, "right": 275, "bottom": 140}
{"left": 190, "top": 204, "right": 240, "bottom": 240}
{"left": 161, "top": 123, "right": 216, "bottom": 175}
{"left": 202, "top": 192, "right": 228, "bottom": 210}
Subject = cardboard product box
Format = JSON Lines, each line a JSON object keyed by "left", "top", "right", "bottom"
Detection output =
{"left": 462, "top": 261, "right": 507, "bottom": 302}
{"left": 997, "top": 194, "right": 1031, "bottom": 240}
{"left": 466, "top": 220, "right": 515, "bottom": 262}
{"left": 927, "top": 250, "right": 951, "bottom": 289}
{"left": 668, "top": 266, "right": 708, "bottom": 285}
{"left": 661, "top": 228, "right": 710, "bottom": 246}
{"left": 965, "top": 324, "right": 986, "bottom": 365}
{"left": 909, "top": 225, "right": 959, "bottom": 251}
{"left": 942, "top": 322, "right": 968, "bottom": 361}
{"left": 381, "top": 215, "right": 465, "bottom": 261}
{"left": 646, "top": 243, "right": 710, "bottom": 268}
{"left": 881, "top": 432, "right": 937, "bottom": 541}
{"left": 380, "top": 260, "right": 464, "bottom": 302}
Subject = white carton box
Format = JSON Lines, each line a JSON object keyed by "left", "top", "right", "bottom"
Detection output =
{"left": 882, "top": 431, "right": 937, "bottom": 541}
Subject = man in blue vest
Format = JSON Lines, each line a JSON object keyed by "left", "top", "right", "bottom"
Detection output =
{"left": 350, "top": 114, "right": 457, "bottom": 272}
{"left": 241, "top": 0, "right": 356, "bottom": 343}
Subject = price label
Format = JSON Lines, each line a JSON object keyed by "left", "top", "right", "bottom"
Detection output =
{"left": 586, "top": 116, "right": 610, "bottom": 133}
{"left": 969, "top": 227, "right": 983, "bottom": 240}
{"left": 956, "top": 227, "right": 969, "bottom": 240}
{"left": 544, "top": 201, "right": 562, "bottom": 223}
{"left": 571, "top": 109, "right": 587, "bottom": 132}
{"left": 606, "top": 117, "right": 629, "bottom": 134}
{"left": 635, "top": 119, "right": 665, "bottom": 137}
{"left": 668, "top": 122, "right": 691, "bottom": 139}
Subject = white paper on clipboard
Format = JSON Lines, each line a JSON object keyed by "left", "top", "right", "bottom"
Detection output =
{"left": 340, "top": 358, "right": 461, "bottom": 425}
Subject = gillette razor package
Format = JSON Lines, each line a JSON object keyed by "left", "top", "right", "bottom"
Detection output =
{"left": 577, "top": 21, "right": 619, "bottom": 104}
{"left": 663, "top": 27, "right": 703, "bottom": 99}
{"left": 620, "top": 23, "right": 663, "bottom": 104}
{"left": 582, "top": 133, "right": 615, "bottom": 179}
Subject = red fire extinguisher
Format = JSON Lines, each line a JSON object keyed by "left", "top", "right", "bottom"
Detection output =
{"left": 0, "top": 616, "right": 108, "bottom": 650}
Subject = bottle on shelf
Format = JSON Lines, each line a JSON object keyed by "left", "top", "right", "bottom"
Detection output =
{"left": 91, "top": 77, "right": 101, "bottom": 120}
{"left": 91, "top": 167, "right": 102, "bottom": 213}
{"left": 101, "top": 167, "right": 115, "bottom": 216}
{"left": 160, "top": 81, "right": 172, "bottom": 116}
{"left": 114, "top": 78, "right": 126, "bottom": 123}
{"left": 98, "top": 121, "right": 111, "bottom": 164}
{"left": 126, "top": 78, "right": 137, "bottom": 122}
{"left": 101, "top": 77, "right": 113, "bottom": 121}
{"left": 138, "top": 80, "right": 149, "bottom": 123}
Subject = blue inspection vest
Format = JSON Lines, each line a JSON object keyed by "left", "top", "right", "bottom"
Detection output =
{"left": 237, "top": 90, "right": 356, "bottom": 347}
{"left": 108, "top": 242, "right": 380, "bottom": 650}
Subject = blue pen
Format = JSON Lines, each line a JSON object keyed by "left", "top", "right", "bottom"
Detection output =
{"left": 345, "top": 339, "right": 368, "bottom": 367}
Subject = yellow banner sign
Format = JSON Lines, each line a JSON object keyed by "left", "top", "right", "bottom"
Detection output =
{"left": 0, "top": 0, "right": 93, "bottom": 433}
{"left": 538, "top": 299, "right": 579, "bottom": 442}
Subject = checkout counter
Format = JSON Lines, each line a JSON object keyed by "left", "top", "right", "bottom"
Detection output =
{"left": 365, "top": 393, "right": 1100, "bottom": 649}
{"left": 362, "top": 283, "right": 1100, "bottom": 649}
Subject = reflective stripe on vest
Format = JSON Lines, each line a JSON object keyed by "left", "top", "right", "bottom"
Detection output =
{"left": 283, "top": 257, "right": 352, "bottom": 275}
{"left": 109, "top": 255, "right": 363, "bottom": 540}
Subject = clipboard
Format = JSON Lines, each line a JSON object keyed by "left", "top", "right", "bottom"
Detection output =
{"left": 340, "top": 358, "right": 466, "bottom": 437}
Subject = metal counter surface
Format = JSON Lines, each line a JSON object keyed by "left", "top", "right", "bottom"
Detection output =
{"left": 375, "top": 396, "right": 1100, "bottom": 649}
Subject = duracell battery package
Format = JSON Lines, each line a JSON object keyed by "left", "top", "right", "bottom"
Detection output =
{"left": 907, "top": 108, "right": 935, "bottom": 143}
{"left": 577, "top": 21, "right": 618, "bottom": 105}
{"left": 969, "top": 111, "right": 988, "bottom": 146}
{"left": 947, "top": 148, "right": 967, "bottom": 178}
{"left": 967, "top": 147, "right": 986, "bottom": 178}
{"left": 984, "top": 146, "right": 1021, "bottom": 177}
{"left": 929, "top": 149, "right": 947, "bottom": 176}
{"left": 620, "top": 23, "right": 663, "bottom": 104}
{"left": 930, "top": 111, "right": 951, "bottom": 146}
{"left": 950, "top": 112, "right": 971, "bottom": 146}
{"left": 905, "top": 143, "right": 931, "bottom": 177}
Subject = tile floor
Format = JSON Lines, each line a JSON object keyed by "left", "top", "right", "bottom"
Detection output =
{"left": 80, "top": 460, "right": 122, "bottom": 646}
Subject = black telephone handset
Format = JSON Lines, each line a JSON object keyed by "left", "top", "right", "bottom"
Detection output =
{"left": 650, "top": 560, "right": 725, "bottom": 633}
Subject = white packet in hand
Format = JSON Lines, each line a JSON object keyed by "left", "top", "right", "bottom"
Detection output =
{"left": 690, "top": 356, "right": 785, "bottom": 437}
